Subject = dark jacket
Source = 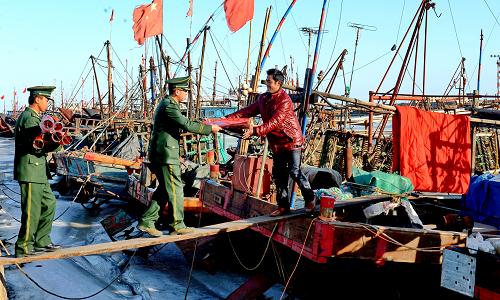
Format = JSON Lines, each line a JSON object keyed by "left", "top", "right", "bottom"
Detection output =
{"left": 227, "top": 89, "right": 303, "bottom": 153}
{"left": 148, "top": 96, "right": 212, "bottom": 165}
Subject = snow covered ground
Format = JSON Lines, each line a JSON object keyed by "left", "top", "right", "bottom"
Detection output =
{"left": 0, "top": 137, "right": 285, "bottom": 299}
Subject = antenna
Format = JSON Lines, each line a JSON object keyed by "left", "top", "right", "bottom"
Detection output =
{"left": 346, "top": 22, "right": 377, "bottom": 96}
{"left": 300, "top": 27, "right": 328, "bottom": 68}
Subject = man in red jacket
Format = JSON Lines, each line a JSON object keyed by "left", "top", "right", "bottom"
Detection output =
{"left": 226, "top": 69, "right": 315, "bottom": 216}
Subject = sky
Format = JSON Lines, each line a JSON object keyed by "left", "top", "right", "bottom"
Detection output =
{"left": 1, "top": 0, "right": 500, "bottom": 112}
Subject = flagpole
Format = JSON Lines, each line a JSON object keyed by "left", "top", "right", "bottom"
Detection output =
{"left": 109, "top": 9, "right": 114, "bottom": 43}
{"left": 173, "top": 3, "right": 223, "bottom": 77}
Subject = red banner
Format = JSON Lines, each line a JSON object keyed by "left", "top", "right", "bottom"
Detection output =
{"left": 132, "top": 0, "right": 163, "bottom": 45}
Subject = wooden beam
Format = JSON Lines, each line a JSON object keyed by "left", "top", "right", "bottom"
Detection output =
{"left": 0, "top": 251, "right": 6, "bottom": 300}
{"left": 334, "top": 194, "right": 393, "bottom": 208}
{"left": 0, "top": 213, "right": 303, "bottom": 266}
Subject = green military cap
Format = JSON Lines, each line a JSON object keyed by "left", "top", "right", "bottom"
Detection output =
{"left": 27, "top": 86, "right": 56, "bottom": 100}
{"left": 166, "top": 76, "right": 190, "bottom": 90}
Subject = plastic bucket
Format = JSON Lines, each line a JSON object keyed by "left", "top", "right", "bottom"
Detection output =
{"left": 210, "top": 164, "right": 220, "bottom": 179}
{"left": 319, "top": 196, "right": 335, "bottom": 221}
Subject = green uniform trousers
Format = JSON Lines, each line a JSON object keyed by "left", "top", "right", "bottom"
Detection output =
{"left": 139, "top": 164, "right": 187, "bottom": 231}
{"left": 15, "top": 182, "right": 56, "bottom": 257}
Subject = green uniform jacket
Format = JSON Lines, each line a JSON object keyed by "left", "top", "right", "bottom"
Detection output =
{"left": 14, "top": 107, "right": 57, "bottom": 183}
{"left": 149, "top": 96, "right": 212, "bottom": 165}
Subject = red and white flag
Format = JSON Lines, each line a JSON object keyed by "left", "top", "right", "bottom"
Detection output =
{"left": 22, "top": 87, "right": 27, "bottom": 93}
{"left": 132, "top": 0, "right": 163, "bottom": 45}
{"left": 0, "top": 95, "right": 4, "bottom": 100}
{"left": 224, "top": 0, "right": 254, "bottom": 32}
{"left": 109, "top": 9, "right": 115, "bottom": 23}
{"left": 186, "top": 0, "right": 193, "bottom": 17}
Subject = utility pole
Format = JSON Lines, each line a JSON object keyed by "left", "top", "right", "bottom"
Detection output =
{"left": 347, "top": 22, "right": 376, "bottom": 97}
{"left": 300, "top": 27, "right": 327, "bottom": 69}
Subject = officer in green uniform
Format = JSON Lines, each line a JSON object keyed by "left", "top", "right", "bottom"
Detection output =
{"left": 14, "top": 86, "right": 61, "bottom": 257}
{"left": 138, "top": 76, "right": 221, "bottom": 236}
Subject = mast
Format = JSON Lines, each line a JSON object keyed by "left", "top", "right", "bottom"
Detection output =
{"left": 125, "top": 59, "right": 129, "bottom": 118}
{"left": 251, "top": 6, "right": 272, "bottom": 96}
{"left": 245, "top": 21, "right": 252, "bottom": 84}
{"left": 140, "top": 56, "right": 148, "bottom": 118}
{"left": 187, "top": 38, "right": 194, "bottom": 118}
{"left": 149, "top": 56, "right": 157, "bottom": 108}
{"left": 106, "top": 40, "right": 114, "bottom": 115}
{"left": 240, "top": 7, "right": 271, "bottom": 155}
{"left": 477, "top": 29, "right": 483, "bottom": 93}
{"left": 195, "top": 26, "right": 209, "bottom": 119}
{"left": 60, "top": 81, "right": 64, "bottom": 109}
{"left": 91, "top": 55, "right": 104, "bottom": 119}
{"left": 212, "top": 60, "right": 217, "bottom": 103}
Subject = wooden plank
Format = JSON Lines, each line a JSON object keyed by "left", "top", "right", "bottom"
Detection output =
{"left": 334, "top": 194, "right": 393, "bottom": 208}
{"left": 0, "top": 251, "right": 6, "bottom": 300}
{"left": 0, "top": 213, "right": 303, "bottom": 266}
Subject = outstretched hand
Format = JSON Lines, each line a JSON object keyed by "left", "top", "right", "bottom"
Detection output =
{"left": 211, "top": 124, "right": 222, "bottom": 133}
{"left": 242, "top": 125, "right": 254, "bottom": 139}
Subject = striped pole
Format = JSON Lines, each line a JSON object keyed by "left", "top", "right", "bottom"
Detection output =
{"left": 301, "top": 0, "right": 328, "bottom": 132}
{"left": 291, "top": 0, "right": 328, "bottom": 209}
{"left": 259, "top": 0, "right": 298, "bottom": 71}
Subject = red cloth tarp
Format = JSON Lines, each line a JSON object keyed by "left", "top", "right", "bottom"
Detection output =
{"left": 392, "top": 106, "right": 471, "bottom": 194}
{"left": 204, "top": 117, "right": 250, "bottom": 134}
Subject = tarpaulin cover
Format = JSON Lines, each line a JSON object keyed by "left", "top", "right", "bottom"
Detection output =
{"left": 392, "top": 106, "right": 471, "bottom": 194}
{"left": 352, "top": 167, "right": 414, "bottom": 195}
{"left": 463, "top": 174, "right": 500, "bottom": 229}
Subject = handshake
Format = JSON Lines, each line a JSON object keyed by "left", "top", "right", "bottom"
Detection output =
{"left": 33, "top": 115, "right": 72, "bottom": 150}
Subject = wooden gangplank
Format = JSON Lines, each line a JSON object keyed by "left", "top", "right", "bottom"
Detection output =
{"left": 0, "top": 212, "right": 303, "bottom": 266}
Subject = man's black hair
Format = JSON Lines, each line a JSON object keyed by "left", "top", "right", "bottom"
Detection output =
{"left": 28, "top": 94, "right": 36, "bottom": 105}
{"left": 168, "top": 84, "right": 176, "bottom": 95}
{"left": 266, "top": 68, "right": 284, "bottom": 86}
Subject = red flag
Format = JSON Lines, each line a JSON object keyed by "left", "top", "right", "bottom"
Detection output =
{"left": 186, "top": 0, "right": 193, "bottom": 17}
{"left": 13, "top": 90, "right": 17, "bottom": 97}
{"left": 224, "top": 0, "right": 254, "bottom": 32}
{"left": 22, "top": 87, "right": 27, "bottom": 93}
{"left": 132, "top": 0, "right": 163, "bottom": 45}
{"left": 0, "top": 95, "right": 4, "bottom": 100}
{"left": 109, "top": 9, "right": 114, "bottom": 23}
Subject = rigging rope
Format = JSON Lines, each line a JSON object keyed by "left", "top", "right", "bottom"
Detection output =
{"left": 0, "top": 239, "right": 138, "bottom": 300}
{"left": 227, "top": 222, "right": 278, "bottom": 271}
{"left": 208, "top": 30, "right": 236, "bottom": 92}
{"left": 325, "top": 0, "right": 343, "bottom": 70}
{"left": 395, "top": 0, "right": 406, "bottom": 45}
{"left": 446, "top": 0, "right": 464, "bottom": 61}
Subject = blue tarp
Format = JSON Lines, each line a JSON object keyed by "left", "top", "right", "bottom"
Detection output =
{"left": 463, "top": 174, "right": 500, "bottom": 229}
